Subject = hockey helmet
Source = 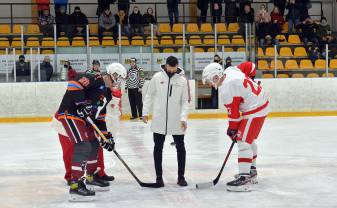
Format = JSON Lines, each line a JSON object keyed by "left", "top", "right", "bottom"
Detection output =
{"left": 202, "top": 62, "right": 225, "bottom": 85}
{"left": 237, "top": 61, "right": 256, "bottom": 79}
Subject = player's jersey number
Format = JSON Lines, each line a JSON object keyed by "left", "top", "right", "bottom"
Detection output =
{"left": 243, "top": 78, "right": 261, "bottom": 96}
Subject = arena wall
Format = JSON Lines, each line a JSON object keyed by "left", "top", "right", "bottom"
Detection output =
{"left": 0, "top": 78, "right": 337, "bottom": 121}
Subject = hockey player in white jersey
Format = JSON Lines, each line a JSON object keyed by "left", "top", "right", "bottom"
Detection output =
{"left": 202, "top": 61, "right": 270, "bottom": 192}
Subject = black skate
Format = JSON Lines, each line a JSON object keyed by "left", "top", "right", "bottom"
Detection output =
{"left": 234, "top": 166, "right": 258, "bottom": 184}
{"left": 94, "top": 173, "right": 115, "bottom": 182}
{"left": 69, "top": 180, "right": 95, "bottom": 202}
{"left": 227, "top": 174, "right": 251, "bottom": 192}
{"left": 85, "top": 175, "right": 110, "bottom": 191}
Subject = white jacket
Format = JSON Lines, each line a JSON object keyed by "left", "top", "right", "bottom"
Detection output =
{"left": 143, "top": 70, "right": 189, "bottom": 135}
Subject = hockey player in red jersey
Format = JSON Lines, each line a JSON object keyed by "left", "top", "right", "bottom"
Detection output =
{"left": 202, "top": 62, "right": 270, "bottom": 192}
{"left": 54, "top": 62, "right": 127, "bottom": 201}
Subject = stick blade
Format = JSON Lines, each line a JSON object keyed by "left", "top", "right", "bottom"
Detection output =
{"left": 195, "top": 182, "right": 214, "bottom": 189}
{"left": 140, "top": 182, "right": 162, "bottom": 188}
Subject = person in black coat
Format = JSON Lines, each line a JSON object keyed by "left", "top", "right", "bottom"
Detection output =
{"left": 143, "top": 7, "right": 159, "bottom": 35}
{"left": 55, "top": 6, "right": 71, "bottom": 37}
{"left": 70, "top": 6, "right": 88, "bottom": 36}
{"left": 273, "top": 0, "right": 286, "bottom": 15}
{"left": 97, "top": 0, "right": 116, "bottom": 16}
{"left": 224, "top": 0, "right": 239, "bottom": 23}
{"left": 13, "top": 55, "right": 31, "bottom": 82}
{"left": 286, "top": 0, "right": 301, "bottom": 34}
{"left": 210, "top": 0, "right": 222, "bottom": 23}
{"left": 129, "top": 6, "right": 144, "bottom": 36}
{"left": 35, "top": 56, "right": 53, "bottom": 81}
{"left": 167, "top": 0, "right": 180, "bottom": 26}
{"left": 197, "top": 0, "right": 209, "bottom": 23}
{"left": 118, "top": 0, "right": 135, "bottom": 14}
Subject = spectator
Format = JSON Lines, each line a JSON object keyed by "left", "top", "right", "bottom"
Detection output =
{"left": 129, "top": 6, "right": 144, "bottom": 36}
{"left": 126, "top": 58, "right": 144, "bottom": 120}
{"left": 255, "top": 4, "right": 271, "bottom": 23}
{"left": 13, "top": 55, "right": 31, "bottom": 82}
{"left": 70, "top": 6, "right": 88, "bottom": 37}
{"left": 143, "top": 7, "right": 159, "bottom": 35}
{"left": 238, "top": 0, "right": 251, "bottom": 14}
{"left": 60, "top": 61, "right": 77, "bottom": 81}
{"left": 98, "top": 7, "right": 117, "bottom": 40}
{"left": 308, "top": 47, "right": 321, "bottom": 63}
{"left": 39, "top": 9, "right": 54, "bottom": 37}
{"left": 118, "top": 0, "right": 135, "bottom": 14}
{"left": 97, "top": 0, "right": 115, "bottom": 17}
{"left": 286, "top": 0, "right": 301, "bottom": 34}
{"left": 255, "top": 5, "right": 272, "bottom": 46}
{"left": 225, "top": 56, "right": 232, "bottom": 69}
{"left": 298, "top": 0, "right": 310, "bottom": 22}
{"left": 317, "top": 17, "right": 331, "bottom": 43}
{"left": 224, "top": 0, "right": 239, "bottom": 23}
{"left": 273, "top": 0, "right": 286, "bottom": 15}
{"left": 296, "top": 17, "right": 319, "bottom": 46}
{"left": 54, "top": 0, "right": 68, "bottom": 17}
{"left": 35, "top": 56, "right": 53, "bottom": 81}
{"left": 270, "top": 6, "right": 284, "bottom": 41}
{"left": 115, "top": 10, "right": 130, "bottom": 36}
{"left": 55, "top": 6, "right": 71, "bottom": 37}
{"left": 328, "top": 47, "right": 337, "bottom": 60}
{"left": 167, "top": 0, "right": 180, "bottom": 26}
{"left": 210, "top": 0, "right": 222, "bottom": 23}
{"left": 239, "top": 4, "right": 254, "bottom": 35}
{"left": 211, "top": 54, "right": 222, "bottom": 109}
{"left": 36, "top": 0, "right": 50, "bottom": 16}
{"left": 197, "top": 0, "right": 209, "bottom": 23}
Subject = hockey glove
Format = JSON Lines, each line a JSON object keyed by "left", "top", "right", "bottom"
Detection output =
{"left": 227, "top": 128, "right": 238, "bottom": 141}
{"left": 101, "top": 132, "right": 115, "bottom": 151}
{"left": 77, "top": 103, "right": 94, "bottom": 119}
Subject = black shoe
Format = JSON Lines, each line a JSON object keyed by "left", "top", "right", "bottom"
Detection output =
{"left": 69, "top": 180, "right": 95, "bottom": 202}
{"left": 177, "top": 177, "right": 188, "bottom": 187}
{"left": 156, "top": 177, "right": 165, "bottom": 187}
{"left": 85, "top": 175, "right": 110, "bottom": 191}
{"left": 94, "top": 173, "right": 115, "bottom": 182}
{"left": 130, "top": 117, "right": 138, "bottom": 120}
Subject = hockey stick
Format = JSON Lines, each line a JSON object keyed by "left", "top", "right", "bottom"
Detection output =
{"left": 195, "top": 141, "right": 235, "bottom": 189}
{"left": 86, "top": 117, "right": 161, "bottom": 188}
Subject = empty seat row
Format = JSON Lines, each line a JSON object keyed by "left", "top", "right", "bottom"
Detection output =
{"left": 258, "top": 59, "right": 337, "bottom": 70}
{"left": 158, "top": 23, "right": 239, "bottom": 34}
{"left": 0, "top": 24, "right": 40, "bottom": 35}
{"left": 0, "top": 49, "right": 54, "bottom": 55}
{"left": 258, "top": 46, "right": 308, "bottom": 57}
{"left": 263, "top": 73, "right": 335, "bottom": 78}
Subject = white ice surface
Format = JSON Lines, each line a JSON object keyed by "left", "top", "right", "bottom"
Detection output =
{"left": 1, "top": 117, "right": 337, "bottom": 208}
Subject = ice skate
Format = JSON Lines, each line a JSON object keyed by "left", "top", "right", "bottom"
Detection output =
{"left": 94, "top": 173, "right": 115, "bottom": 182}
{"left": 234, "top": 166, "right": 258, "bottom": 184}
{"left": 69, "top": 180, "right": 95, "bottom": 202}
{"left": 85, "top": 175, "right": 110, "bottom": 191}
{"left": 227, "top": 174, "right": 251, "bottom": 192}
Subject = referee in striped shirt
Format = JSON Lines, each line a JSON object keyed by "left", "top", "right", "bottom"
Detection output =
{"left": 126, "top": 58, "right": 145, "bottom": 120}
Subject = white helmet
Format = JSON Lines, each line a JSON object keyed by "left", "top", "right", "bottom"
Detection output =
{"left": 202, "top": 63, "right": 224, "bottom": 85}
{"left": 106, "top": 63, "right": 127, "bottom": 80}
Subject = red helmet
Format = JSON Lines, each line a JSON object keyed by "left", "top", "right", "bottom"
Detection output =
{"left": 237, "top": 61, "right": 256, "bottom": 78}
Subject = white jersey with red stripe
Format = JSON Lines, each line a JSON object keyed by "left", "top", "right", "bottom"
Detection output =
{"left": 219, "top": 66, "right": 270, "bottom": 129}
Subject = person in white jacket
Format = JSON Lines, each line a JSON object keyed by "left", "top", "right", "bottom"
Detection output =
{"left": 142, "top": 56, "right": 189, "bottom": 187}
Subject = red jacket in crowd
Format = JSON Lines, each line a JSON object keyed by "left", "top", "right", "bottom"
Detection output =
{"left": 67, "top": 67, "right": 77, "bottom": 81}
{"left": 36, "top": 0, "right": 50, "bottom": 11}
{"left": 271, "top": 11, "right": 285, "bottom": 25}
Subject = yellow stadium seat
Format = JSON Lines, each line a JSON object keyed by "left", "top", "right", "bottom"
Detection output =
{"left": 102, "top": 36, "right": 115, "bottom": 46}
{"left": 194, "top": 47, "right": 204, "bottom": 53}
{"left": 270, "top": 60, "right": 284, "bottom": 70}
{"left": 177, "top": 48, "right": 190, "bottom": 53}
{"left": 26, "top": 37, "right": 40, "bottom": 47}
{"left": 258, "top": 47, "right": 264, "bottom": 57}
{"left": 145, "top": 36, "right": 159, "bottom": 46}
{"left": 237, "top": 47, "right": 246, "bottom": 52}
{"left": 189, "top": 35, "right": 202, "bottom": 45}
{"left": 27, "top": 24, "right": 40, "bottom": 34}
{"left": 330, "top": 59, "right": 337, "bottom": 70}
{"left": 57, "top": 37, "right": 70, "bottom": 47}
{"left": 200, "top": 23, "right": 213, "bottom": 33}
{"left": 160, "top": 35, "right": 174, "bottom": 45}
{"left": 288, "top": 35, "right": 301, "bottom": 44}
{"left": 207, "top": 48, "right": 219, "bottom": 52}
{"left": 72, "top": 37, "right": 85, "bottom": 47}
{"left": 224, "top": 48, "right": 234, "bottom": 52}
{"left": 0, "top": 38, "right": 10, "bottom": 47}
{"left": 215, "top": 23, "right": 227, "bottom": 33}
{"left": 0, "top": 25, "right": 10, "bottom": 34}
{"left": 282, "top": 22, "right": 288, "bottom": 33}
{"left": 131, "top": 36, "right": 144, "bottom": 46}
{"left": 89, "top": 24, "right": 98, "bottom": 35}
{"left": 218, "top": 37, "right": 230, "bottom": 45}
{"left": 300, "top": 59, "right": 314, "bottom": 69}
{"left": 263, "top": 74, "right": 274, "bottom": 78}
{"left": 276, "top": 34, "right": 287, "bottom": 44}
{"left": 0, "top": 50, "right": 6, "bottom": 54}
{"left": 117, "top": 36, "right": 130, "bottom": 46}
{"left": 307, "top": 73, "right": 319, "bottom": 78}
{"left": 159, "top": 23, "right": 171, "bottom": 33}
{"left": 11, "top": 38, "right": 24, "bottom": 47}
{"left": 172, "top": 24, "right": 183, "bottom": 33}
{"left": 227, "top": 23, "right": 239, "bottom": 32}
{"left": 163, "top": 48, "right": 175, "bottom": 53}
{"left": 232, "top": 38, "right": 245, "bottom": 45}
{"left": 41, "top": 37, "right": 54, "bottom": 47}
{"left": 174, "top": 36, "right": 186, "bottom": 45}
{"left": 279, "top": 47, "right": 293, "bottom": 57}
{"left": 258, "top": 60, "right": 269, "bottom": 70}
{"left": 285, "top": 60, "right": 299, "bottom": 70}
{"left": 277, "top": 74, "right": 290, "bottom": 78}
{"left": 203, "top": 35, "right": 214, "bottom": 45}
{"left": 292, "top": 73, "right": 304, "bottom": 78}
{"left": 186, "top": 23, "right": 199, "bottom": 33}
{"left": 89, "top": 37, "right": 100, "bottom": 47}
{"left": 322, "top": 73, "right": 334, "bottom": 77}
{"left": 294, "top": 47, "right": 307, "bottom": 57}
{"left": 314, "top": 59, "right": 326, "bottom": 70}
{"left": 41, "top": 49, "right": 54, "bottom": 54}
{"left": 13, "top": 24, "right": 25, "bottom": 34}
{"left": 153, "top": 48, "right": 160, "bottom": 53}
{"left": 265, "top": 47, "right": 277, "bottom": 57}
{"left": 10, "top": 49, "right": 22, "bottom": 55}
{"left": 25, "top": 49, "right": 38, "bottom": 54}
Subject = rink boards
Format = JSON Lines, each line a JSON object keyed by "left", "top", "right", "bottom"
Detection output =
{"left": 0, "top": 78, "right": 337, "bottom": 121}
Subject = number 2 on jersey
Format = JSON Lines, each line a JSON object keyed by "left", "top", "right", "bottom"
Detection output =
{"left": 243, "top": 78, "right": 261, "bottom": 96}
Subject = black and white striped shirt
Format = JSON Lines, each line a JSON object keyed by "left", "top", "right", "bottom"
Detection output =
{"left": 126, "top": 67, "right": 145, "bottom": 89}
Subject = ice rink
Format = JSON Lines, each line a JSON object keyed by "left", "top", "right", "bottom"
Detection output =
{"left": 1, "top": 116, "right": 337, "bottom": 208}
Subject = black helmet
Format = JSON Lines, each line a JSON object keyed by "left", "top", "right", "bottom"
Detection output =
{"left": 92, "top": 59, "right": 100, "bottom": 66}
